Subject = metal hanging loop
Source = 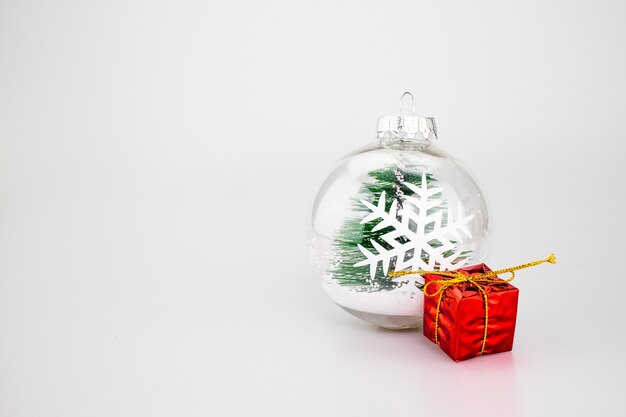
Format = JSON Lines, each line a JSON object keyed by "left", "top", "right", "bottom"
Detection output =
{"left": 399, "top": 91, "right": 416, "bottom": 116}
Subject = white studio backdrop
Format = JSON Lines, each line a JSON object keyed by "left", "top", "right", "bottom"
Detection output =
{"left": 1, "top": 1, "right": 625, "bottom": 416}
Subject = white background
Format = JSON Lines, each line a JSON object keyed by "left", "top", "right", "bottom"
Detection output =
{"left": 1, "top": 1, "right": 625, "bottom": 416}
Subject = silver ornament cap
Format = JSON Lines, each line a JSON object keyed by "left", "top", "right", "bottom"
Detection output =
{"left": 376, "top": 92, "right": 437, "bottom": 141}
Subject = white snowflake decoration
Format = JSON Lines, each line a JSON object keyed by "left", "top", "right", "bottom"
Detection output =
{"left": 353, "top": 173, "right": 475, "bottom": 282}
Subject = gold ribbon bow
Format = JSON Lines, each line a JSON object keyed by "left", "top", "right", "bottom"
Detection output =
{"left": 389, "top": 254, "right": 557, "bottom": 356}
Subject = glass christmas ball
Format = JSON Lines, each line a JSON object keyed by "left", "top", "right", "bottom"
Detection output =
{"left": 309, "top": 94, "right": 491, "bottom": 329}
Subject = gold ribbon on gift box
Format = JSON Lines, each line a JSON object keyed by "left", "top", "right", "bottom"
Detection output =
{"left": 389, "top": 254, "right": 557, "bottom": 356}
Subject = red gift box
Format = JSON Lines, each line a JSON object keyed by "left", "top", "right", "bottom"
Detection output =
{"left": 423, "top": 263, "right": 520, "bottom": 362}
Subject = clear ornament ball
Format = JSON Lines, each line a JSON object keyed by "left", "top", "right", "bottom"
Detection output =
{"left": 309, "top": 93, "right": 491, "bottom": 329}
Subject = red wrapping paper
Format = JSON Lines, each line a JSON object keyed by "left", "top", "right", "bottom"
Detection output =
{"left": 423, "top": 264, "right": 519, "bottom": 362}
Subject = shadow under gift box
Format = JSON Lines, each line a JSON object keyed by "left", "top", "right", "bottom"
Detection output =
{"left": 423, "top": 264, "right": 519, "bottom": 362}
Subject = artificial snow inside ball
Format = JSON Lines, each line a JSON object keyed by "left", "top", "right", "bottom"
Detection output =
{"left": 309, "top": 93, "right": 491, "bottom": 329}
